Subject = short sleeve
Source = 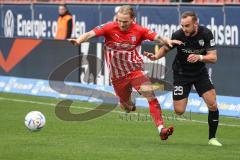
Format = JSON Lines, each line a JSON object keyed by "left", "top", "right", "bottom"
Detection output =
{"left": 93, "top": 23, "right": 110, "bottom": 37}
{"left": 168, "top": 32, "right": 179, "bottom": 49}
{"left": 171, "top": 32, "right": 177, "bottom": 40}
{"left": 142, "top": 27, "right": 157, "bottom": 41}
{"left": 205, "top": 30, "right": 216, "bottom": 51}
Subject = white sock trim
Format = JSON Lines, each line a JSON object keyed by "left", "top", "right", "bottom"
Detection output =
{"left": 158, "top": 125, "right": 164, "bottom": 134}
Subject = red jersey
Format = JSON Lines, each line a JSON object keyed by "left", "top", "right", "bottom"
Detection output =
{"left": 93, "top": 22, "right": 157, "bottom": 80}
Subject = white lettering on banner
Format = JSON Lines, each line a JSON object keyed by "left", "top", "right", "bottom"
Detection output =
{"left": 32, "top": 82, "right": 56, "bottom": 94}
{"left": 141, "top": 16, "right": 180, "bottom": 38}
{"left": 141, "top": 16, "right": 239, "bottom": 46}
{"left": 51, "top": 21, "right": 58, "bottom": 38}
{"left": 4, "top": 78, "right": 33, "bottom": 91}
{"left": 218, "top": 103, "right": 240, "bottom": 112}
{"left": 72, "top": 15, "right": 86, "bottom": 38}
{"left": 188, "top": 98, "right": 202, "bottom": 106}
{"left": 4, "top": 78, "right": 16, "bottom": 91}
{"left": 206, "top": 18, "right": 238, "bottom": 46}
{"left": 4, "top": 10, "right": 86, "bottom": 38}
{"left": 31, "top": 81, "right": 44, "bottom": 95}
{"left": 17, "top": 14, "right": 47, "bottom": 38}
{"left": 3, "top": 9, "right": 239, "bottom": 45}
{"left": 13, "top": 82, "right": 33, "bottom": 90}
{"left": 39, "top": 86, "right": 56, "bottom": 93}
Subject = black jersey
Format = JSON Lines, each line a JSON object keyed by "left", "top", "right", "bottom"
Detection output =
{"left": 171, "top": 26, "right": 216, "bottom": 76}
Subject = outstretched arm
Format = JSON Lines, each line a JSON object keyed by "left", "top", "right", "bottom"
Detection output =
{"left": 154, "top": 35, "right": 182, "bottom": 47}
{"left": 144, "top": 45, "right": 171, "bottom": 61}
{"left": 68, "top": 30, "right": 96, "bottom": 45}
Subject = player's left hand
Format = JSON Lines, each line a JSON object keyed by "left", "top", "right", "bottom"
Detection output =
{"left": 187, "top": 54, "right": 201, "bottom": 63}
{"left": 166, "top": 39, "right": 183, "bottom": 48}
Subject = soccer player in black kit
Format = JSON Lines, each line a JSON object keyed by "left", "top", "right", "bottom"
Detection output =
{"left": 144, "top": 11, "right": 222, "bottom": 146}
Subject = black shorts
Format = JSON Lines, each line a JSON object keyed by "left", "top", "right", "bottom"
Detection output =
{"left": 173, "top": 70, "right": 214, "bottom": 100}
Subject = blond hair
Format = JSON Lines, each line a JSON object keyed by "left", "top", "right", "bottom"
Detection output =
{"left": 117, "top": 5, "right": 135, "bottom": 18}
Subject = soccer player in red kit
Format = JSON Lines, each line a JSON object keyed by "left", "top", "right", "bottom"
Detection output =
{"left": 69, "top": 5, "right": 182, "bottom": 140}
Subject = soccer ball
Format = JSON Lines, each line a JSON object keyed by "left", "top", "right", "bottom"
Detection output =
{"left": 24, "top": 111, "right": 46, "bottom": 131}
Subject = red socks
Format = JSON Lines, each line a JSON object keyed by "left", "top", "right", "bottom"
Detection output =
{"left": 148, "top": 98, "right": 164, "bottom": 127}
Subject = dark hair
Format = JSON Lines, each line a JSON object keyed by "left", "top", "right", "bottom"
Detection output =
{"left": 181, "top": 11, "right": 198, "bottom": 22}
{"left": 117, "top": 5, "right": 135, "bottom": 18}
{"left": 59, "top": 4, "right": 68, "bottom": 10}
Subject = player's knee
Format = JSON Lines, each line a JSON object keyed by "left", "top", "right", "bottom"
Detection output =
{"left": 174, "top": 109, "right": 185, "bottom": 115}
{"left": 174, "top": 101, "right": 187, "bottom": 115}
{"left": 208, "top": 101, "right": 218, "bottom": 111}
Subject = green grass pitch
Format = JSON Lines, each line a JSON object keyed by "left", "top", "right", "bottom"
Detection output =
{"left": 0, "top": 93, "right": 240, "bottom": 160}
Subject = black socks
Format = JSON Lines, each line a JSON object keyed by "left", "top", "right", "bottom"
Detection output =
{"left": 208, "top": 109, "right": 219, "bottom": 139}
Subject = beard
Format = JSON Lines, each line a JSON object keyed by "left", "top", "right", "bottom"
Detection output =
{"left": 189, "top": 28, "right": 197, "bottom": 37}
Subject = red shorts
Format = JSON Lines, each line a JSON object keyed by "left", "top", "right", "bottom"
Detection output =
{"left": 112, "top": 70, "right": 150, "bottom": 104}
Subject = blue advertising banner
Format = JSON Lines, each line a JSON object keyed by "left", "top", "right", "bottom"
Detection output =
{"left": 139, "top": 5, "right": 179, "bottom": 38}
{"left": 0, "top": 4, "right": 239, "bottom": 46}
{"left": 180, "top": 5, "right": 235, "bottom": 46}
{"left": 68, "top": 5, "right": 99, "bottom": 38}
{"left": 0, "top": 5, "right": 3, "bottom": 36}
{"left": 1, "top": 37, "right": 240, "bottom": 96}
{"left": 1, "top": 4, "right": 31, "bottom": 38}
{"left": 32, "top": 4, "right": 98, "bottom": 39}
{"left": 100, "top": 5, "right": 120, "bottom": 24}
{"left": 0, "top": 75, "right": 239, "bottom": 117}
{"left": 224, "top": 5, "right": 240, "bottom": 46}
{"left": 0, "top": 38, "right": 79, "bottom": 82}
{"left": 33, "top": 4, "right": 58, "bottom": 39}
{"left": 210, "top": 46, "right": 240, "bottom": 97}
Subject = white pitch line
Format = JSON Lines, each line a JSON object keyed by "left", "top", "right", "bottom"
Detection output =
{"left": 0, "top": 96, "right": 240, "bottom": 127}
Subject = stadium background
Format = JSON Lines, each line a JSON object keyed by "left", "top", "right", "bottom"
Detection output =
{"left": 0, "top": 1, "right": 240, "bottom": 160}
{"left": 0, "top": 0, "right": 239, "bottom": 116}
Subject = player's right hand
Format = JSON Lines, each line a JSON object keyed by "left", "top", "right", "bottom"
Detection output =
{"left": 143, "top": 51, "right": 157, "bottom": 61}
{"left": 166, "top": 39, "right": 183, "bottom": 48}
{"left": 67, "top": 39, "right": 80, "bottom": 46}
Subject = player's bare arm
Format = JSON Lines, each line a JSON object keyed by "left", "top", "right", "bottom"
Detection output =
{"left": 144, "top": 45, "right": 170, "bottom": 61}
{"left": 68, "top": 30, "right": 96, "bottom": 45}
{"left": 187, "top": 50, "right": 217, "bottom": 63}
{"left": 154, "top": 35, "right": 183, "bottom": 47}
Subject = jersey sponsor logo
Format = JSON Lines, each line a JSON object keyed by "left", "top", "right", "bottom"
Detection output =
{"left": 131, "top": 36, "right": 136, "bottom": 42}
{"left": 210, "top": 39, "right": 215, "bottom": 47}
{"left": 181, "top": 48, "right": 205, "bottom": 54}
{"left": 105, "top": 41, "right": 136, "bottom": 51}
{"left": 198, "top": 39, "right": 204, "bottom": 46}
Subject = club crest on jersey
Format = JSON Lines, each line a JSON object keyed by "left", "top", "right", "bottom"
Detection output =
{"left": 198, "top": 39, "right": 204, "bottom": 46}
{"left": 210, "top": 39, "right": 215, "bottom": 46}
{"left": 131, "top": 36, "right": 136, "bottom": 42}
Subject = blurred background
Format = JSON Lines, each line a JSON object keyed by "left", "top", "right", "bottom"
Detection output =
{"left": 0, "top": 0, "right": 239, "bottom": 117}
